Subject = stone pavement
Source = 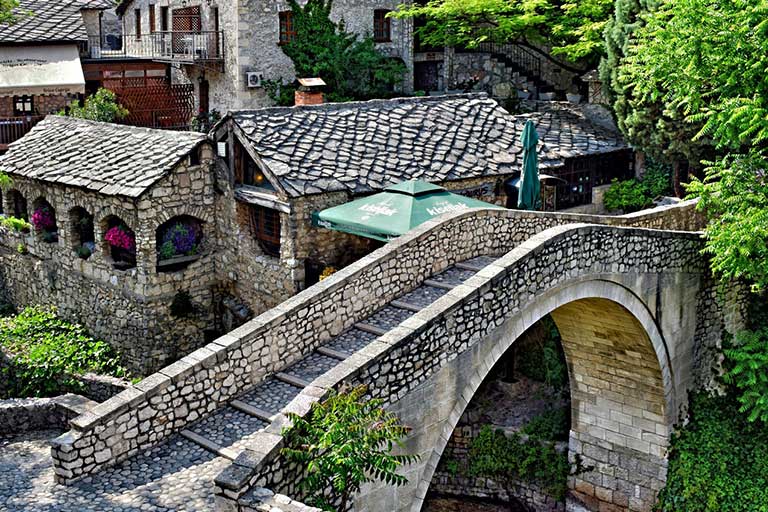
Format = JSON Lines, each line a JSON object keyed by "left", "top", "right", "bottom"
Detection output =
{"left": 1, "top": 256, "right": 498, "bottom": 511}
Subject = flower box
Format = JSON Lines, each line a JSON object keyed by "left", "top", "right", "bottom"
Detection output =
{"left": 156, "top": 253, "right": 202, "bottom": 270}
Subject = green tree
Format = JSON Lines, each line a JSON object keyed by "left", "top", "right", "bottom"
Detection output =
{"left": 686, "top": 153, "right": 768, "bottom": 291}
{"left": 276, "top": 0, "right": 405, "bottom": 104}
{"left": 60, "top": 88, "right": 129, "bottom": 123}
{"left": 0, "top": 0, "right": 21, "bottom": 24}
{"left": 392, "top": 0, "right": 614, "bottom": 65}
{"left": 281, "top": 385, "right": 418, "bottom": 511}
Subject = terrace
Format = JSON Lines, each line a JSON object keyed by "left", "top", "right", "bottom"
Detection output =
{"left": 83, "top": 31, "right": 224, "bottom": 69}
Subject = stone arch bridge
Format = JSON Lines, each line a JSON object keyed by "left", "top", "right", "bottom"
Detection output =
{"left": 45, "top": 202, "right": 740, "bottom": 512}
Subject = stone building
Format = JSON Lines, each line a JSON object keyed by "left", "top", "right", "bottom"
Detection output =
{"left": 0, "top": 115, "right": 216, "bottom": 374}
{"left": 0, "top": 94, "right": 630, "bottom": 375}
{"left": 213, "top": 93, "right": 631, "bottom": 287}
{"left": 112, "top": 0, "right": 413, "bottom": 113}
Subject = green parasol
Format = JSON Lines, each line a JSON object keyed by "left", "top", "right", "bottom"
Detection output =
{"left": 517, "top": 119, "right": 541, "bottom": 211}
{"left": 312, "top": 179, "right": 503, "bottom": 241}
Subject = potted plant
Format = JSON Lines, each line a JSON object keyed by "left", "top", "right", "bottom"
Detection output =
{"left": 157, "top": 221, "right": 202, "bottom": 269}
{"left": 104, "top": 224, "right": 136, "bottom": 269}
{"left": 539, "top": 91, "right": 556, "bottom": 101}
{"left": 31, "top": 206, "right": 58, "bottom": 243}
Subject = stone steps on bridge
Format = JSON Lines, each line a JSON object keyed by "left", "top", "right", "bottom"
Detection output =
{"left": 123, "top": 257, "right": 496, "bottom": 496}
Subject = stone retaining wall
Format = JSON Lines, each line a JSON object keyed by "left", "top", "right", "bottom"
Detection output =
{"left": 0, "top": 394, "right": 96, "bottom": 435}
{"left": 50, "top": 200, "right": 706, "bottom": 491}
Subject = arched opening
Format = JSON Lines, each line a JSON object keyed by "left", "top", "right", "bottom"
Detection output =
{"left": 421, "top": 293, "right": 671, "bottom": 512}
{"left": 7, "top": 189, "right": 27, "bottom": 220}
{"left": 69, "top": 207, "right": 95, "bottom": 259}
{"left": 155, "top": 215, "right": 205, "bottom": 272}
{"left": 101, "top": 215, "right": 136, "bottom": 270}
{"left": 31, "top": 197, "right": 58, "bottom": 243}
{"left": 425, "top": 316, "right": 571, "bottom": 512}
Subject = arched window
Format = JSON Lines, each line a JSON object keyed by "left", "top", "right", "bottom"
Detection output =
{"left": 7, "top": 190, "right": 27, "bottom": 220}
{"left": 70, "top": 207, "right": 95, "bottom": 259}
{"left": 101, "top": 215, "right": 136, "bottom": 270}
{"left": 156, "top": 215, "right": 205, "bottom": 272}
{"left": 31, "top": 197, "right": 58, "bottom": 243}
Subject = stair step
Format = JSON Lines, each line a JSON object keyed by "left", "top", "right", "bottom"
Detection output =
{"left": 355, "top": 322, "right": 388, "bottom": 336}
{"left": 237, "top": 377, "right": 303, "bottom": 415}
{"left": 455, "top": 262, "right": 484, "bottom": 272}
{"left": 323, "top": 327, "right": 378, "bottom": 356}
{"left": 423, "top": 279, "right": 454, "bottom": 291}
{"left": 180, "top": 429, "right": 239, "bottom": 460}
{"left": 316, "top": 345, "right": 348, "bottom": 360}
{"left": 276, "top": 371, "right": 310, "bottom": 388}
{"left": 230, "top": 399, "right": 273, "bottom": 422}
{"left": 389, "top": 299, "right": 422, "bottom": 313}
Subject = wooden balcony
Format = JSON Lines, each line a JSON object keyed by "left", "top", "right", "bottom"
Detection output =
{"left": 0, "top": 116, "right": 45, "bottom": 152}
{"left": 83, "top": 31, "right": 224, "bottom": 68}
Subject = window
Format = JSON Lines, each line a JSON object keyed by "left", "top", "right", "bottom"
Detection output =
{"left": 373, "top": 10, "right": 391, "bottom": 42}
{"left": 13, "top": 95, "right": 33, "bottom": 116}
{"left": 149, "top": 5, "right": 156, "bottom": 33}
{"left": 31, "top": 197, "right": 58, "bottom": 243}
{"left": 160, "top": 6, "right": 169, "bottom": 31}
{"left": 235, "top": 141, "right": 275, "bottom": 190}
{"left": 102, "top": 215, "right": 136, "bottom": 270}
{"left": 279, "top": 11, "right": 296, "bottom": 44}
{"left": 69, "top": 207, "right": 95, "bottom": 259}
{"left": 250, "top": 205, "right": 281, "bottom": 257}
{"left": 135, "top": 8, "right": 141, "bottom": 39}
{"left": 156, "top": 215, "right": 205, "bottom": 271}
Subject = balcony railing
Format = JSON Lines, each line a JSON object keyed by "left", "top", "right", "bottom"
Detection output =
{"left": 0, "top": 116, "right": 45, "bottom": 151}
{"left": 84, "top": 31, "right": 224, "bottom": 63}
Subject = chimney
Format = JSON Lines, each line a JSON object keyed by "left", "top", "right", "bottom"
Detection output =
{"left": 295, "top": 77, "right": 326, "bottom": 106}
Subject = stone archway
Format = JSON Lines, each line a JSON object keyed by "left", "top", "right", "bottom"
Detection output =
{"left": 410, "top": 280, "right": 674, "bottom": 512}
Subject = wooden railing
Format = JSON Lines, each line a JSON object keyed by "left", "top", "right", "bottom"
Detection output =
{"left": 0, "top": 116, "right": 45, "bottom": 150}
{"left": 85, "top": 31, "right": 224, "bottom": 63}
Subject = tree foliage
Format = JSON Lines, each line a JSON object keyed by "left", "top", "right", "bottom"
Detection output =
{"left": 655, "top": 393, "right": 768, "bottom": 511}
{"left": 392, "top": 0, "right": 614, "bottom": 64}
{"left": 0, "top": 306, "right": 128, "bottom": 398}
{"left": 722, "top": 328, "right": 768, "bottom": 423}
{"left": 274, "top": 0, "right": 405, "bottom": 104}
{"left": 281, "top": 385, "right": 418, "bottom": 511}
{"left": 60, "top": 88, "right": 128, "bottom": 123}
{"left": 686, "top": 153, "right": 768, "bottom": 291}
{"left": 0, "top": 0, "right": 20, "bottom": 24}
{"left": 603, "top": 159, "right": 672, "bottom": 213}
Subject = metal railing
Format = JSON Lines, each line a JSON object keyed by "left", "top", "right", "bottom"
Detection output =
{"left": 84, "top": 31, "right": 224, "bottom": 62}
{"left": 0, "top": 116, "right": 45, "bottom": 150}
{"left": 471, "top": 41, "right": 542, "bottom": 81}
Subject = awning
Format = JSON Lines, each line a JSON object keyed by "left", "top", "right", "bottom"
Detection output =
{"left": 312, "top": 179, "right": 504, "bottom": 242}
{"left": 0, "top": 45, "right": 85, "bottom": 97}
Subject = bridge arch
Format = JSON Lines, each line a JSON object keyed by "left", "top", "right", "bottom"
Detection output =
{"left": 413, "top": 278, "right": 675, "bottom": 512}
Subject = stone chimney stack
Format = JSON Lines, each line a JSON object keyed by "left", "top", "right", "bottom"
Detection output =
{"left": 295, "top": 78, "right": 326, "bottom": 106}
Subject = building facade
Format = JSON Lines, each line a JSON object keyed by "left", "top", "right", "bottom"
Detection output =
{"left": 112, "top": 0, "right": 413, "bottom": 114}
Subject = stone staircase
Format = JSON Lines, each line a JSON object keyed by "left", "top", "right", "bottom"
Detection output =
{"left": 59, "top": 256, "right": 497, "bottom": 510}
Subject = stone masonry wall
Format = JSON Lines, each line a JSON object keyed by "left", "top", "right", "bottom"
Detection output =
{"left": 217, "top": 221, "right": 714, "bottom": 512}
{"left": 0, "top": 143, "right": 221, "bottom": 374}
{"left": 49, "top": 201, "right": 713, "bottom": 496}
{"left": 430, "top": 424, "right": 565, "bottom": 512}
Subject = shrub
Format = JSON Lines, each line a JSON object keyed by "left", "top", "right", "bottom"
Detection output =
{"left": 281, "top": 384, "right": 418, "bottom": 511}
{"left": 521, "top": 406, "right": 570, "bottom": 441}
{"left": 0, "top": 306, "right": 127, "bottom": 398}
{"left": 656, "top": 393, "right": 768, "bottom": 511}
{"left": 516, "top": 316, "right": 568, "bottom": 391}
{"left": 469, "top": 425, "right": 570, "bottom": 501}
{"left": 604, "top": 158, "right": 673, "bottom": 213}
{"left": 60, "top": 88, "right": 128, "bottom": 123}
{"left": 1, "top": 216, "right": 31, "bottom": 232}
{"left": 721, "top": 328, "right": 768, "bottom": 423}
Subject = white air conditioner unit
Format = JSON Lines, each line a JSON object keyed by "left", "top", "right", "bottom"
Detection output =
{"left": 246, "top": 71, "right": 264, "bottom": 88}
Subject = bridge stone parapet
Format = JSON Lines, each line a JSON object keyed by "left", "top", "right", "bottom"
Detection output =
{"left": 49, "top": 200, "right": 714, "bottom": 510}
{"left": 213, "top": 218, "right": 730, "bottom": 511}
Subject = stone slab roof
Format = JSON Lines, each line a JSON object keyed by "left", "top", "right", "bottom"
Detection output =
{"left": 0, "top": 116, "right": 207, "bottom": 198}
{"left": 227, "top": 94, "right": 627, "bottom": 198}
{"left": 0, "top": 0, "right": 95, "bottom": 44}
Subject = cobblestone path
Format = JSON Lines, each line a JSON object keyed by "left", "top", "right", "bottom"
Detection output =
{"left": 1, "top": 256, "right": 497, "bottom": 511}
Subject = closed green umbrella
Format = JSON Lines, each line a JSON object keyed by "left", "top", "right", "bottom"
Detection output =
{"left": 517, "top": 119, "right": 541, "bottom": 211}
{"left": 312, "top": 179, "right": 503, "bottom": 242}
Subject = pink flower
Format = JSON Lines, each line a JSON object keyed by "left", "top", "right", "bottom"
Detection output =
{"left": 31, "top": 207, "right": 56, "bottom": 232}
{"left": 104, "top": 225, "right": 135, "bottom": 251}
